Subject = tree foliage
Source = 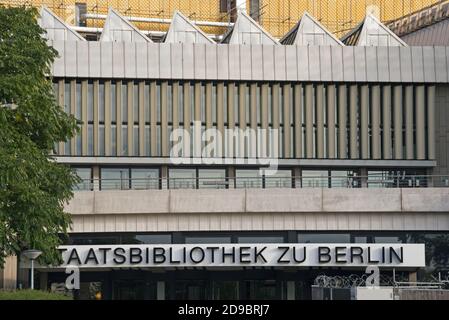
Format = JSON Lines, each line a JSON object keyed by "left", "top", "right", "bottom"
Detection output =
{"left": 0, "top": 6, "right": 79, "bottom": 267}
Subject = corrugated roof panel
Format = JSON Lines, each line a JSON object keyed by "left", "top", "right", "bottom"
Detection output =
{"left": 100, "top": 8, "right": 152, "bottom": 42}
{"left": 164, "top": 11, "right": 215, "bottom": 44}
{"left": 281, "top": 12, "right": 344, "bottom": 46}
{"left": 221, "top": 11, "right": 279, "bottom": 45}
{"left": 401, "top": 18, "right": 449, "bottom": 46}
{"left": 39, "top": 6, "right": 85, "bottom": 41}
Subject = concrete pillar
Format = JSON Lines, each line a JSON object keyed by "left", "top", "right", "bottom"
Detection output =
{"left": 0, "top": 256, "right": 17, "bottom": 290}
{"left": 127, "top": 82, "right": 134, "bottom": 157}
{"left": 305, "top": 84, "right": 314, "bottom": 158}
{"left": 393, "top": 85, "right": 403, "bottom": 159}
{"left": 415, "top": 85, "right": 426, "bottom": 160}
{"left": 81, "top": 80, "right": 88, "bottom": 156}
{"left": 239, "top": 83, "right": 247, "bottom": 158}
{"left": 227, "top": 83, "right": 235, "bottom": 158}
{"left": 360, "top": 168, "right": 368, "bottom": 188}
{"left": 161, "top": 166, "right": 168, "bottom": 190}
{"left": 58, "top": 80, "right": 66, "bottom": 154}
{"left": 115, "top": 81, "right": 123, "bottom": 156}
{"left": 338, "top": 85, "right": 347, "bottom": 159}
{"left": 92, "top": 165, "right": 100, "bottom": 191}
{"left": 349, "top": 85, "right": 358, "bottom": 159}
{"left": 427, "top": 85, "right": 436, "bottom": 160}
{"left": 217, "top": 82, "right": 224, "bottom": 158}
{"left": 70, "top": 80, "right": 77, "bottom": 155}
{"left": 157, "top": 281, "right": 166, "bottom": 300}
{"left": 261, "top": 83, "right": 269, "bottom": 158}
{"left": 382, "top": 85, "right": 392, "bottom": 160}
{"left": 172, "top": 82, "right": 179, "bottom": 131}
{"left": 250, "top": 83, "right": 258, "bottom": 159}
{"left": 206, "top": 82, "right": 213, "bottom": 130}
{"left": 360, "top": 85, "right": 369, "bottom": 159}
{"left": 327, "top": 84, "right": 336, "bottom": 159}
{"left": 371, "top": 85, "right": 381, "bottom": 160}
{"left": 39, "top": 271, "right": 48, "bottom": 291}
{"left": 93, "top": 80, "right": 100, "bottom": 156}
{"left": 228, "top": 167, "right": 236, "bottom": 189}
{"left": 161, "top": 81, "right": 169, "bottom": 157}
{"left": 316, "top": 84, "right": 324, "bottom": 158}
{"left": 405, "top": 86, "right": 414, "bottom": 160}
{"left": 272, "top": 83, "right": 280, "bottom": 158}
{"left": 294, "top": 84, "right": 303, "bottom": 159}
{"left": 283, "top": 84, "right": 291, "bottom": 158}
{"left": 104, "top": 81, "right": 111, "bottom": 156}
{"left": 151, "top": 81, "right": 158, "bottom": 157}
{"left": 138, "top": 81, "right": 145, "bottom": 156}
{"left": 287, "top": 281, "right": 295, "bottom": 300}
{"left": 293, "top": 167, "right": 301, "bottom": 188}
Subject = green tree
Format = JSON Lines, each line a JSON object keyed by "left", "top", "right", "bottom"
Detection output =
{"left": 0, "top": 6, "right": 80, "bottom": 267}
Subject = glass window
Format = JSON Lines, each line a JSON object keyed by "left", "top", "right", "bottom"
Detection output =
{"left": 301, "top": 170, "right": 328, "bottom": 188}
{"left": 121, "top": 234, "right": 171, "bottom": 244}
{"left": 122, "top": 83, "right": 128, "bottom": 123}
{"left": 98, "top": 125, "right": 105, "bottom": 156}
{"left": 64, "top": 82, "right": 71, "bottom": 114}
{"left": 111, "top": 83, "right": 116, "bottom": 123}
{"left": 133, "top": 125, "right": 139, "bottom": 156}
{"left": 169, "top": 168, "right": 196, "bottom": 189}
{"left": 265, "top": 170, "right": 292, "bottom": 188}
{"left": 78, "top": 282, "right": 103, "bottom": 300}
{"left": 175, "top": 280, "right": 206, "bottom": 300}
{"left": 99, "top": 82, "right": 105, "bottom": 123}
{"left": 68, "top": 235, "right": 117, "bottom": 245}
{"left": 298, "top": 233, "right": 351, "bottom": 244}
{"left": 111, "top": 125, "right": 117, "bottom": 156}
{"left": 198, "top": 169, "right": 227, "bottom": 189}
{"left": 185, "top": 236, "right": 231, "bottom": 244}
{"left": 73, "top": 168, "right": 92, "bottom": 191}
{"left": 133, "top": 83, "right": 139, "bottom": 123}
{"left": 131, "top": 168, "right": 159, "bottom": 190}
{"left": 243, "top": 280, "right": 277, "bottom": 300}
{"left": 76, "top": 134, "right": 82, "bottom": 156}
{"left": 88, "top": 82, "right": 94, "bottom": 122}
{"left": 330, "top": 170, "right": 359, "bottom": 188}
{"left": 235, "top": 169, "right": 262, "bottom": 189}
{"left": 101, "top": 168, "right": 129, "bottom": 190}
{"left": 212, "top": 281, "right": 239, "bottom": 300}
{"left": 374, "top": 236, "right": 404, "bottom": 244}
{"left": 87, "top": 124, "right": 93, "bottom": 156}
{"left": 122, "top": 125, "right": 128, "bottom": 155}
{"left": 237, "top": 236, "right": 284, "bottom": 243}
{"left": 76, "top": 82, "right": 82, "bottom": 119}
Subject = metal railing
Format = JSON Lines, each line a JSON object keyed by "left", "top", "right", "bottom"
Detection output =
{"left": 73, "top": 175, "right": 449, "bottom": 191}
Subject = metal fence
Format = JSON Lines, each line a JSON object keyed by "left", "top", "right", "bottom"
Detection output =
{"left": 74, "top": 174, "right": 449, "bottom": 191}
{"left": 0, "top": 0, "right": 445, "bottom": 37}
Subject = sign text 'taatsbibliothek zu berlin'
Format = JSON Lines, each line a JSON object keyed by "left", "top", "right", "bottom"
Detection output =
{"left": 56, "top": 244, "right": 425, "bottom": 268}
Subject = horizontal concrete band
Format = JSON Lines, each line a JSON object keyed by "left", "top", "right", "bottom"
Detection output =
{"left": 70, "top": 212, "right": 449, "bottom": 233}
{"left": 67, "top": 188, "right": 449, "bottom": 215}
{"left": 55, "top": 157, "right": 437, "bottom": 167}
{"left": 50, "top": 41, "right": 449, "bottom": 83}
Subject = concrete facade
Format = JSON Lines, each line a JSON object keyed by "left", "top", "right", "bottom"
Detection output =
{"left": 65, "top": 188, "right": 449, "bottom": 232}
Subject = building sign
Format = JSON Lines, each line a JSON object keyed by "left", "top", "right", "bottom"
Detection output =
{"left": 55, "top": 244, "right": 426, "bottom": 268}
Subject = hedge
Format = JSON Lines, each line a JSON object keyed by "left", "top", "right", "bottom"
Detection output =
{"left": 0, "top": 289, "right": 72, "bottom": 300}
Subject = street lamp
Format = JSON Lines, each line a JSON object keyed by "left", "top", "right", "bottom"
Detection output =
{"left": 22, "top": 249, "right": 42, "bottom": 290}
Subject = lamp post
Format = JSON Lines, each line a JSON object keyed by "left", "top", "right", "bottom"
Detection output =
{"left": 22, "top": 249, "right": 42, "bottom": 290}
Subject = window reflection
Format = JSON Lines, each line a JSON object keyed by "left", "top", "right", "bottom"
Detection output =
{"left": 169, "top": 168, "right": 196, "bottom": 189}
{"left": 131, "top": 168, "right": 159, "bottom": 190}
{"left": 235, "top": 170, "right": 263, "bottom": 188}
{"left": 73, "top": 167, "right": 92, "bottom": 191}
{"left": 198, "top": 169, "right": 227, "bottom": 189}
{"left": 101, "top": 168, "right": 130, "bottom": 190}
